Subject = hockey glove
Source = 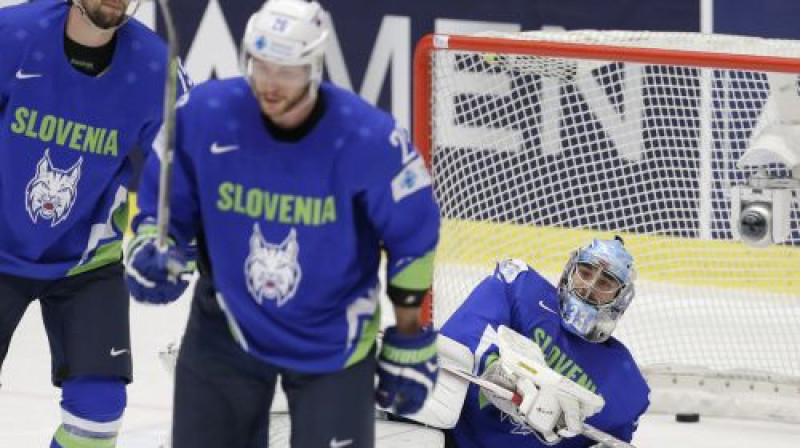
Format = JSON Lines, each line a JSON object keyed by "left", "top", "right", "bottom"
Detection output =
{"left": 480, "top": 358, "right": 530, "bottom": 424}
{"left": 376, "top": 326, "right": 438, "bottom": 416}
{"left": 496, "top": 325, "right": 604, "bottom": 443}
{"left": 124, "top": 220, "right": 192, "bottom": 304}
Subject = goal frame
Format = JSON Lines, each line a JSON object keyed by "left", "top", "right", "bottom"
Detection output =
{"left": 414, "top": 33, "right": 800, "bottom": 167}
{"left": 413, "top": 31, "right": 800, "bottom": 422}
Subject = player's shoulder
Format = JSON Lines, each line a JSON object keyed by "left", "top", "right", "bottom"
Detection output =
{"left": 0, "top": 1, "right": 64, "bottom": 73}
{"left": 191, "top": 77, "right": 247, "bottom": 98}
{"left": 492, "top": 259, "right": 556, "bottom": 315}
{"left": 0, "top": 0, "right": 59, "bottom": 20}
{"left": 603, "top": 337, "right": 648, "bottom": 383}
{"left": 493, "top": 258, "right": 531, "bottom": 283}
{"left": 180, "top": 77, "right": 249, "bottom": 111}
{"left": 321, "top": 82, "right": 396, "bottom": 135}
{"left": 119, "top": 17, "right": 169, "bottom": 57}
{"left": 492, "top": 258, "right": 533, "bottom": 283}
{"left": 603, "top": 335, "right": 635, "bottom": 356}
{"left": 0, "top": 0, "right": 63, "bottom": 32}
{"left": 321, "top": 82, "right": 392, "bottom": 119}
{"left": 320, "top": 82, "right": 410, "bottom": 181}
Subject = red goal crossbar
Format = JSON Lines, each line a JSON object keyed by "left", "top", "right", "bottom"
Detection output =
{"left": 413, "top": 32, "right": 800, "bottom": 166}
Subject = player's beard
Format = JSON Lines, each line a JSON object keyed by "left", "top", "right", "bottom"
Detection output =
{"left": 83, "top": 0, "right": 127, "bottom": 29}
{"left": 259, "top": 85, "right": 312, "bottom": 124}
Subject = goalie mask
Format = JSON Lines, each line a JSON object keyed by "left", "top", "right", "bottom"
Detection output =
{"left": 72, "top": 0, "right": 142, "bottom": 31}
{"left": 557, "top": 237, "right": 635, "bottom": 343}
{"left": 240, "top": 0, "right": 330, "bottom": 101}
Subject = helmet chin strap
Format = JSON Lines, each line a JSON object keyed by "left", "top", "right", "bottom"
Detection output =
{"left": 300, "top": 79, "right": 320, "bottom": 110}
{"left": 280, "top": 60, "right": 322, "bottom": 118}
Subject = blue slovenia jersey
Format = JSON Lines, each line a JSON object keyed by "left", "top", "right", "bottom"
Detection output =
{"left": 442, "top": 259, "right": 650, "bottom": 448}
{"left": 135, "top": 78, "right": 440, "bottom": 373}
{"left": 0, "top": 0, "right": 181, "bottom": 279}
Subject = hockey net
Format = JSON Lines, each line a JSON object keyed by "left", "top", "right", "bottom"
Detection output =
{"left": 414, "top": 30, "right": 800, "bottom": 422}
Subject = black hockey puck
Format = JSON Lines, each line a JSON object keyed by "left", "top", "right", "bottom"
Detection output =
{"left": 676, "top": 413, "right": 700, "bottom": 423}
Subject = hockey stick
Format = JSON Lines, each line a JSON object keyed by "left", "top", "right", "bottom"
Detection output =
{"left": 154, "top": 0, "right": 178, "bottom": 253}
{"left": 152, "top": 0, "right": 188, "bottom": 279}
{"left": 441, "top": 365, "right": 637, "bottom": 448}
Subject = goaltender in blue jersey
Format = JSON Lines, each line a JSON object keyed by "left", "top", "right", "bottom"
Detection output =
{"left": 409, "top": 238, "right": 649, "bottom": 448}
{"left": 125, "top": 1, "right": 440, "bottom": 446}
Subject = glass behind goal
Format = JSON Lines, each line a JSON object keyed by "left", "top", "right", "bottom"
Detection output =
{"left": 413, "top": 30, "right": 800, "bottom": 422}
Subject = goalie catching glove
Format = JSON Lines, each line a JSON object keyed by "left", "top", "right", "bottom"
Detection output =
{"left": 124, "top": 219, "right": 193, "bottom": 304}
{"left": 482, "top": 325, "right": 605, "bottom": 444}
{"left": 376, "top": 326, "right": 438, "bottom": 415}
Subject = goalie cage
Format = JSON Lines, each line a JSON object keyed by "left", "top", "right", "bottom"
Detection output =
{"left": 413, "top": 30, "right": 800, "bottom": 423}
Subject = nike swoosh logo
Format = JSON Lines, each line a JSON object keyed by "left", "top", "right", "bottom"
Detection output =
{"left": 538, "top": 300, "right": 558, "bottom": 315}
{"left": 110, "top": 347, "right": 129, "bottom": 357}
{"left": 210, "top": 142, "right": 239, "bottom": 154}
{"left": 330, "top": 438, "right": 353, "bottom": 448}
{"left": 16, "top": 69, "right": 42, "bottom": 79}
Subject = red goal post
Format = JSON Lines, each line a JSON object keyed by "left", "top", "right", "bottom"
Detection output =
{"left": 413, "top": 30, "right": 800, "bottom": 422}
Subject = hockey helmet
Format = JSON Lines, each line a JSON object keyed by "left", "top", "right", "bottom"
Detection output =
{"left": 557, "top": 237, "right": 636, "bottom": 343}
{"left": 240, "top": 0, "right": 330, "bottom": 93}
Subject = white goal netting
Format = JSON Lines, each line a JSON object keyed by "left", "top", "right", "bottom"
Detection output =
{"left": 415, "top": 30, "right": 800, "bottom": 421}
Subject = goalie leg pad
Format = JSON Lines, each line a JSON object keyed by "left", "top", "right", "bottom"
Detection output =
{"left": 52, "top": 376, "right": 126, "bottom": 448}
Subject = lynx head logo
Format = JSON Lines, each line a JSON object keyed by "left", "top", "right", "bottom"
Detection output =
{"left": 25, "top": 149, "right": 83, "bottom": 226}
{"left": 244, "top": 224, "right": 302, "bottom": 307}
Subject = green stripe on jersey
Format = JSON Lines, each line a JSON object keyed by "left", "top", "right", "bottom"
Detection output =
{"left": 389, "top": 251, "right": 435, "bottom": 291}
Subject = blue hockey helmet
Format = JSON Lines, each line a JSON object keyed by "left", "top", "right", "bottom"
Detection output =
{"left": 557, "top": 237, "right": 636, "bottom": 343}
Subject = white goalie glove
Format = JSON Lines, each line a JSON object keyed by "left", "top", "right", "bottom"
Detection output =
{"left": 483, "top": 325, "right": 605, "bottom": 444}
